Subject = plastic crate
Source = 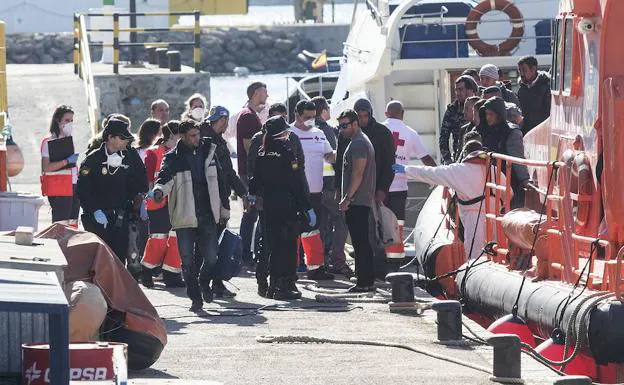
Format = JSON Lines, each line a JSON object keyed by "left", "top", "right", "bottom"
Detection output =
{"left": 0, "top": 192, "right": 45, "bottom": 232}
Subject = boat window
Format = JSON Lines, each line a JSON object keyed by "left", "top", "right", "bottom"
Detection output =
{"left": 551, "top": 19, "right": 562, "bottom": 92}
{"left": 563, "top": 18, "right": 574, "bottom": 92}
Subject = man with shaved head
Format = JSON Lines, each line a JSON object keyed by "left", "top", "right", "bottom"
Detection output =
{"left": 383, "top": 100, "right": 436, "bottom": 261}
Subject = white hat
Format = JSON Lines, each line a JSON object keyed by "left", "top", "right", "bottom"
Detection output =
{"left": 479, "top": 64, "right": 500, "bottom": 81}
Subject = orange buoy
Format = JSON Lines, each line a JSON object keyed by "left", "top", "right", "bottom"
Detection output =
{"left": 465, "top": 0, "right": 525, "bottom": 56}
{"left": 300, "top": 230, "right": 324, "bottom": 269}
{"left": 535, "top": 336, "right": 597, "bottom": 379}
{"left": 487, "top": 314, "right": 537, "bottom": 348}
{"left": 6, "top": 138, "right": 24, "bottom": 177}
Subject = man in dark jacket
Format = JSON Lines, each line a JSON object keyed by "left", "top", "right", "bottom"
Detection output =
{"left": 152, "top": 120, "right": 231, "bottom": 312}
{"left": 477, "top": 97, "right": 530, "bottom": 209}
{"left": 517, "top": 56, "right": 551, "bottom": 135}
{"left": 353, "top": 98, "right": 396, "bottom": 204}
{"left": 440, "top": 76, "right": 479, "bottom": 164}
{"left": 479, "top": 64, "right": 521, "bottom": 106}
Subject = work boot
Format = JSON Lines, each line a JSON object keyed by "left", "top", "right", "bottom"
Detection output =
{"left": 213, "top": 280, "right": 236, "bottom": 298}
{"left": 285, "top": 278, "right": 302, "bottom": 299}
{"left": 163, "top": 271, "right": 186, "bottom": 288}
{"left": 307, "top": 266, "right": 335, "bottom": 281}
{"left": 140, "top": 270, "right": 154, "bottom": 289}
{"left": 190, "top": 298, "right": 203, "bottom": 312}
{"left": 347, "top": 284, "right": 376, "bottom": 293}
{"left": 327, "top": 264, "right": 355, "bottom": 278}
{"left": 201, "top": 285, "right": 214, "bottom": 304}
{"left": 257, "top": 279, "right": 269, "bottom": 298}
{"left": 267, "top": 279, "right": 279, "bottom": 299}
{"left": 273, "top": 279, "right": 301, "bottom": 301}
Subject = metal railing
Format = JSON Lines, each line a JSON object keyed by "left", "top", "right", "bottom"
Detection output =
{"left": 74, "top": 14, "right": 101, "bottom": 136}
{"left": 294, "top": 71, "right": 341, "bottom": 101}
{"left": 74, "top": 10, "right": 201, "bottom": 74}
{"left": 0, "top": 21, "right": 7, "bottom": 191}
{"left": 483, "top": 153, "right": 620, "bottom": 293}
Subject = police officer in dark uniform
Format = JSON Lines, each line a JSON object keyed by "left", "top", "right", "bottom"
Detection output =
{"left": 77, "top": 118, "right": 148, "bottom": 264}
{"left": 249, "top": 116, "right": 315, "bottom": 300}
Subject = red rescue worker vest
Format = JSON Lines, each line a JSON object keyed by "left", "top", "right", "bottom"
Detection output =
{"left": 145, "top": 144, "right": 168, "bottom": 210}
{"left": 40, "top": 136, "right": 73, "bottom": 197}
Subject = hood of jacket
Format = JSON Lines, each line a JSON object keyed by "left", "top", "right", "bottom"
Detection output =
{"left": 354, "top": 98, "right": 374, "bottom": 117}
{"left": 483, "top": 97, "right": 507, "bottom": 123}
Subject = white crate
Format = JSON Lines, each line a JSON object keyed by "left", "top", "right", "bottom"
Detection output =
{"left": 0, "top": 193, "right": 45, "bottom": 232}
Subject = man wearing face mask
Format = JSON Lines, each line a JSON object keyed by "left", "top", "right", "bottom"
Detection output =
{"left": 290, "top": 100, "right": 336, "bottom": 280}
{"left": 77, "top": 118, "right": 149, "bottom": 264}
{"left": 151, "top": 120, "right": 231, "bottom": 312}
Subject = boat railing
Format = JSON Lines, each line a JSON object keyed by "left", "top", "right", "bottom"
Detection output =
{"left": 365, "top": 0, "right": 384, "bottom": 27}
{"left": 397, "top": 17, "right": 553, "bottom": 59}
{"left": 294, "top": 71, "right": 341, "bottom": 102}
{"left": 484, "top": 153, "right": 620, "bottom": 293}
{"left": 75, "top": 14, "right": 101, "bottom": 136}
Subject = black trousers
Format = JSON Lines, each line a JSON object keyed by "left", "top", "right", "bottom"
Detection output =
{"left": 82, "top": 211, "right": 129, "bottom": 264}
{"left": 265, "top": 213, "right": 299, "bottom": 282}
{"left": 386, "top": 191, "right": 407, "bottom": 221}
{"left": 345, "top": 205, "right": 375, "bottom": 287}
{"left": 255, "top": 211, "right": 268, "bottom": 281}
{"left": 48, "top": 185, "right": 80, "bottom": 222}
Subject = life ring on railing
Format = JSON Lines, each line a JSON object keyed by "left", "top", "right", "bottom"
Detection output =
{"left": 465, "top": 0, "right": 525, "bottom": 56}
{"left": 562, "top": 150, "right": 594, "bottom": 235}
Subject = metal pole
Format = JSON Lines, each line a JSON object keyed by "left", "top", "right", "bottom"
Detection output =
{"left": 194, "top": 11, "right": 200, "bottom": 73}
{"left": 73, "top": 14, "right": 80, "bottom": 74}
{"left": 0, "top": 21, "right": 7, "bottom": 192}
{"left": 129, "top": 0, "right": 137, "bottom": 64}
{"left": 286, "top": 77, "right": 290, "bottom": 122}
{"left": 332, "top": 0, "right": 335, "bottom": 23}
{"left": 113, "top": 13, "right": 119, "bottom": 73}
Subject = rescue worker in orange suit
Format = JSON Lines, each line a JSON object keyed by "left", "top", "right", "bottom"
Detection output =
{"left": 77, "top": 118, "right": 148, "bottom": 264}
{"left": 249, "top": 116, "right": 316, "bottom": 300}
{"left": 199, "top": 105, "right": 249, "bottom": 298}
{"left": 140, "top": 120, "right": 185, "bottom": 289}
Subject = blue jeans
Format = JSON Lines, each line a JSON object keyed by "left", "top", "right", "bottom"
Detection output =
{"left": 239, "top": 175, "right": 258, "bottom": 261}
{"left": 176, "top": 214, "right": 218, "bottom": 302}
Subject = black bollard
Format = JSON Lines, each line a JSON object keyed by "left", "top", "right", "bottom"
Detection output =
{"left": 552, "top": 377, "right": 592, "bottom": 385}
{"left": 156, "top": 48, "right": 168, "bottom": 69}
{"left": 431, "top": 300, "right": 462, "bottom": 342}
{"left": 167, "top": 50, "right": 181, "bottom": 72}
{"left": 147, "top": 46, "right": 158, "bottom": 65}
{"left": 386, "top": 272, "right": 415, "bottom": 303}
{"left": 487, "top": 334, "right": 522, "bottom": 384}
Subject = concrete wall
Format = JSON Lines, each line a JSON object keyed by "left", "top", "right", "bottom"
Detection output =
{"left": 94, "top": 69, "right": 211, "bottom": 131}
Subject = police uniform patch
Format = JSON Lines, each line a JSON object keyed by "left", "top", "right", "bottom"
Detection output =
{"left": 102, "top": 167, "right": 108, "bottom": 175}
{"left": 81, "top": 168, "right": 90, "bottom": 176}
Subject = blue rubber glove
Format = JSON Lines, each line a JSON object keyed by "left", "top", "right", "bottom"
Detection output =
{"left": 140, "top": 201, "right": 148, "bottom": 221}
{"left": 306, "top": 208, "right": 317, "bottom": 228}
{"left": 392, "top": 164, "right": 406, "bottom": 174}
{"left": 247, "top": 195, "right": 257, "bottom": 206}
{"left": 66, "top": 153, "right": 79, "bottom": 164}
{"left": 93, "top": 210, "right": 108, "bottom": 227}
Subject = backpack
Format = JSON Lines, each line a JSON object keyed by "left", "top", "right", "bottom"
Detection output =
{"left": 215, "top": 229, "right": 243, "bottom": 281}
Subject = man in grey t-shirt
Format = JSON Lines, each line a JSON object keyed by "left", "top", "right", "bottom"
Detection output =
{"left": 337, "top": 109, "right": 376, "bottom": 292}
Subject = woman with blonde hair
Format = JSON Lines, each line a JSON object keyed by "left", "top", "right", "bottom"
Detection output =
{"left": 181, "top": 93, "right": 209, "bottom": 122}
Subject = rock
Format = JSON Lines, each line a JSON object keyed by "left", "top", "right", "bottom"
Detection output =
{"left": 274, "top": 38, "right": 295, "bottom": 51}
{"left": 41, "top": 54, "right": 54, "bottom": 64}
{"left": 223, "top": 61, "right": 237, "bottom": 73}
{"left": 248, "top": 62, "right": 266, "bottom": 72}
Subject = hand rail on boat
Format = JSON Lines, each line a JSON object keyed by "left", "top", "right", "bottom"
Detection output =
{"left": 483, "top": 152, "right": 617, "bottom": 292}
{"left": 294, "top": 71, "right": 341, "bottom": 102}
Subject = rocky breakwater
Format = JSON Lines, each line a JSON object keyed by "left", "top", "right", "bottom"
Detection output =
{"left": 5, "top": 27, "right": 316, "bottom": 73}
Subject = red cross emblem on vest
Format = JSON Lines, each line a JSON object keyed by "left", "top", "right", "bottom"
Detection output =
{"left": 393, "top": 132, "right": 405, "bottom": 147}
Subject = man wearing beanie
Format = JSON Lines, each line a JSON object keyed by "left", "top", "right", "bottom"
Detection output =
{"left": 439, "top": 75, "right": 479, "bottom": 164}
{"left": 479, "top": 64, "right": 520, "bottom": 106}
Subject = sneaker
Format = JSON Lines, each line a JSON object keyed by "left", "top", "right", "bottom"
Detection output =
{"left": 201, "top": 286, "right": 214, "bottom": 303}
{"left": 347, "top": 285, "right": 376, "bottom": 293}
{"left": 163, "top": 272, "right": 186, "bottom": 288}
{"left": 272, "top": 279, "right": 302, "bottom": 301}
{"left": 257, "top": 279, "right": 269, "bottom": 298}
{"left": 307, "top": 266, "right": 335, "bottom": 281}
{"left": 285, "top": 279, "right": 302, "bottom": 299}
{"left": 327, "top": 264, "right": 355, "bottom": 278}
{"left": 189, "top": 300, "right": 203, "bottom": 312}
{"left": 213, "top": 280, "right": 237, "bottom": 298}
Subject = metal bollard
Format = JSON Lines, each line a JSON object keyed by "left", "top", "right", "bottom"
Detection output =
{"left": 431, "top": 300, "right": 462, "bottom": 342}
{"left": 156, "top": 48, "right": 168, "bottom": 69}
{"left": 147, "top": 46, "right": 158, "bottom": 65}
{"left": 167, "top": 51, "right": 181, "bottom": 72}
{"left": 487, "top": 334, "right": 523, "bottom": 384}
{"left": 552, "top": 376, "right": 592, "bottom": 385}
{"left": 386, "top": 272, "right": 415, "bottom": 303}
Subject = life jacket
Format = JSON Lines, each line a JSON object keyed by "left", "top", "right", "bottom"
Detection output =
{"left": 40, "top": 136, "right": 73, "bottom": 197}
{"left": 145, "top": 145, "right": 168, "bottom": 210}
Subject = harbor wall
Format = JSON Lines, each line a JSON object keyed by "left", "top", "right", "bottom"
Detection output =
{"left": 4, "top": 24, "right": 349, "bottom": 74}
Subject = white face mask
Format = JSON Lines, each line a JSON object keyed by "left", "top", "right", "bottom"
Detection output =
{"left": 106, "top": 151, "right": 124, "bottom": 168}
{"left": 304, "top": 119, "right": 315, "bottom": 129}
{"left": 62, "top": 122, "right": 73, "bottom": 136}
{"left": 191, "top": 107, "right": 205, "bottom": 121}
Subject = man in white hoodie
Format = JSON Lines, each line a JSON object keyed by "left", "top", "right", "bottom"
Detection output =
{"left": 393, "top": 140, "right": 506, "bottom": 260}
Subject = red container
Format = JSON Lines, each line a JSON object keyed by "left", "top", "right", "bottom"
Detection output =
{"left": 301, "top": 230, "right": 324, "bottom": 269}
{"left": 22, "top": 342, "right": 127, "bottom": 385}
